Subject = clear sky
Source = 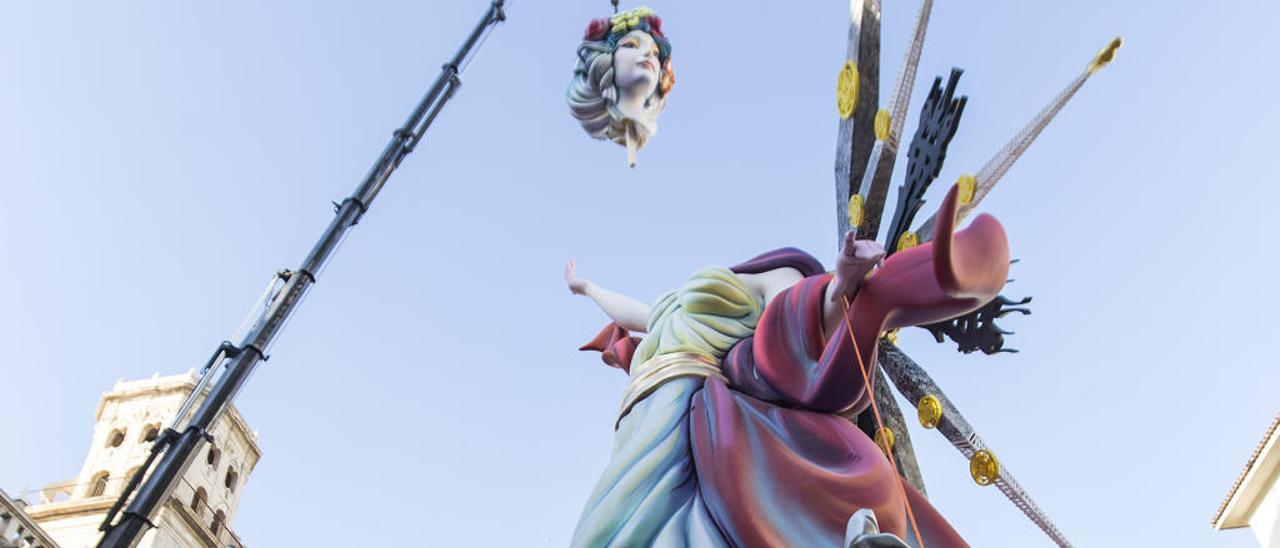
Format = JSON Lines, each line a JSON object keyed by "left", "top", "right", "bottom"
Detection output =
{"left": 2, "top": 1, "right": 1277, "bottom": 546}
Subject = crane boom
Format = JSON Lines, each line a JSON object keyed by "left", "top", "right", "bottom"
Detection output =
{"left": 95, "top": 3, "right": 507, "bottom": 546}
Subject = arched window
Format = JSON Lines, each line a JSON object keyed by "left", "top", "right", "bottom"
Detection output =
{"left": 89, "top": 472, "right": 110, "bottom": 497}
{"left": 224, "top": 467, "right": 238, "bottom": 492}
{"left": 125, "top": 466, "right": 142, "bottom": 484}
{"left": 211, "top": 510, "right": 226, "bottom": 536}
{"left": 140, "top": 424, "right": 160, "bottom": 443}
{"left": 191, "top": 487, "right": 208, "bottom": 516}
{"left": 206, "top": 446, "right": 221, "bottom": 468}
{"left": 105, "top": 429, "right": 126, "bottom": 448}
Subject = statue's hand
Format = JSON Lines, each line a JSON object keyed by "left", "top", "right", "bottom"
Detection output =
{"left": 831, "top": 232, "right": 885, "bottom": 302}
{"left": 565, "top": 259, "right": 593, "bottom": 296}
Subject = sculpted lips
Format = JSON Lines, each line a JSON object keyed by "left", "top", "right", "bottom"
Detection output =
{"left": 639, "top": 59, "right": 656, "bottom": 71}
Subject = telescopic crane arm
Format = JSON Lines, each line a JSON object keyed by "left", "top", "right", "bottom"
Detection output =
{"left": 96, "top": 3, "right": 507, "bottom": 546}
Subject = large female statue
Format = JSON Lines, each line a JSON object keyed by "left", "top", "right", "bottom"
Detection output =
{"left": 565, "top": 186, "right": 1006, "bottom": 547}
{"left": 567, "top": 7, "right": 675, "bottom": 167}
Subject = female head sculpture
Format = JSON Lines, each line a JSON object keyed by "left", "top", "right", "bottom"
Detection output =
{"left": 567, "top": 7, "right": 674, "bottom": 167}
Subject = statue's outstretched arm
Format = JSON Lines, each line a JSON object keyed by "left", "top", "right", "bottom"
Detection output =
{"left": 565, "top": 260, "right": 651, "bottom": 333}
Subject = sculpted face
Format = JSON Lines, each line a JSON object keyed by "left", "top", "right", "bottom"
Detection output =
{"left": 568, "top": 13, "right": 672, "bottom": 167}
{"left": 612, "top": 30, "right": 661, "bottom": 105}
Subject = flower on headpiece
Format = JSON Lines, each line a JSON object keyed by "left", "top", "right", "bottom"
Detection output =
{"left": 646, "top": 15, "right": 665, "bottom": 39}
{"left": 581, "top": 7, "right": 672, "bottom": 65}
{"left": 585, "top": 18, "right": 610, "bottom": 41}
{"left": 610, "top": 7, "right": 660, "bottom": 35}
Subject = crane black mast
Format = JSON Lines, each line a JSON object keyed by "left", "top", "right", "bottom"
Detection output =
{"left": 96, "top": 3, "right": 507, "bottom": 546}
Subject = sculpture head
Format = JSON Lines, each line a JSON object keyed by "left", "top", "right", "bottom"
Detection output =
{"left": 568, "top": 7, "right": 675, "bottom": 167}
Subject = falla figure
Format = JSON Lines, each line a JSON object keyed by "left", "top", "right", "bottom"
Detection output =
{"left": 558, "top": 0, "right": 1117, "bottom": 543}
{"left": 565, "top": 186, "right": 1007, "bottom": 547}
{"left": 567, "top": 7, "right": 675, "bottom": 168}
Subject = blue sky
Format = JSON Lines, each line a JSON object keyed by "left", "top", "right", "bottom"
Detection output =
{"left": 2, "top": 1, "right": 1277, "bottom": 546}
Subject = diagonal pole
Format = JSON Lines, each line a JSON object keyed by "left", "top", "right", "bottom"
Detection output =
{"left": 853, "top": 0, "right": 936, "bottom": 242}
{"left": 834, "top": 0, "right": 883, "bottom": 240}
{"left": 878, "top": 345, "right": 1073, "bottom": 547}
{"left": 916, "top": 37, "right": 1122, "bottom": 241}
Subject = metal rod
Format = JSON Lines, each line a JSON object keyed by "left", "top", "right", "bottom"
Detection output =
{"left": 878, "top": 344, "right": 1072, "bottom": 547}
{"left": 832, "top": 0, "right": 880, "bottom": 241}
{"left": 95, "top": 3, "right": 506, "bottom": 546}
{"left": 915, "top": 37, "right": 1121, "bottom": 242}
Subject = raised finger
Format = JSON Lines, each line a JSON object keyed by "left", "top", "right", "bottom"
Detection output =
{"left": 843, "top": 230, "right": 858, "bottom": 252}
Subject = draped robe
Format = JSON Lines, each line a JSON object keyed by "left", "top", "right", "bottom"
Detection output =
{"left": 575, "top": 187, "right": 1003, "bottom": 547}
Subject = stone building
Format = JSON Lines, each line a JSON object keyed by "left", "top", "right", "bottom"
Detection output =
{"left": 1214, "top": 413, "right": 1280, "bottom": 547}
{"left": 2, "top": 488, "right": 57, "bottom": 548}
{"left": 16, "top": 373, "right": 260, "bottom": 548}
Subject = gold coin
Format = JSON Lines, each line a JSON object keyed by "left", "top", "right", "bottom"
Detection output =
{"left": 874, "top": 427, "right": 895, "bottom": 456}
{"left": 896, "top": 231, "right": 919, "bottom": 251}
{"left": 847, "top": 194, "right": 865, "bottom": 228}
{"left": 1089, "top": 37, "right": 1123, "bottom": 73}
{"left": 957, "top": 174, "right": 977, "bottom": 206}
{"left": 874, "top": 109, "right": 891, "bottom": 141}
{"left": 837, "top": 61, "right": 859, "bottom": 119}
{"left": 970, "top": 450, "right": 1000, "bottom": 486}
{"left": 880, "top": 329, "right": 899, "bottom": 345}
{"left": 917, "top": 394, "right": 942, "bottom": 429}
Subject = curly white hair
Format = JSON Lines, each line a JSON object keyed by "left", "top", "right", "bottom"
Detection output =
{"left": 567, "top": 40, "right": 668, "bottom": 156}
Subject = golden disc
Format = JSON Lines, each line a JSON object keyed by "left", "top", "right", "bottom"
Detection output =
{"left": 874, "top": 427, "right": 895, "bottom": 456}
{"left": 847, "top": 193, "right": 865, "bottom": 228}
{"left": 957, "top": 174, "right": 977, "bottom": 206}
{"left": 837, "top": 61, "right": 859, "bottom": 119}
{"left": 896, "top": 230, "right": 919, "bottom": 251}
{"left": 880, "top": 329, "right": 899, "bottom": 345}
{"left": 874, "top": 109, "right": 891, "bottom": 141}
{"left": 917, "top": 394, "right": 942, "bottom": 429}
{"left": 1089, "top": 36, "right": 1123, "bottom": 73}
{"left": 970, "top": 449, "right": 1000, "bottom": 486}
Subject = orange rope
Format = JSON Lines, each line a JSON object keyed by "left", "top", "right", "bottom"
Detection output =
{"left": 841, "top": 293, "right": 925, "bottom": 548}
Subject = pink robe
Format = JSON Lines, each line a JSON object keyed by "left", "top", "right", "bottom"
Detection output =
{"left": 580, "top": 186, "right": 1005, "bottom": 547}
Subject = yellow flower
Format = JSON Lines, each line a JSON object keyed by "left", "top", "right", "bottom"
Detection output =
{"left": 611, "top": 7, "right": 653, "bottom": 34}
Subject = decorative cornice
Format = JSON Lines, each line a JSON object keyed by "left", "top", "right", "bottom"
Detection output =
{"left": 24, "top": 494, "right": 114, "bottom": 521}
{"left": 1, "top": 487, "right": 60, "bottom": 547}
{"left": 1214, "top": 412, "right": 1280, "bottom": 529}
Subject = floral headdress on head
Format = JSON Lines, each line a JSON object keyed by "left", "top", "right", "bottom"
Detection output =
{"left": 568, "top": 6, "right": 675, "bottom": 167}
{"left": 583, "top": 7, "right": 675, "bottom": 97}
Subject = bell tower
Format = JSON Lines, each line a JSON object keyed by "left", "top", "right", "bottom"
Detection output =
{"left": 24, "top": 373, "right": 261, "bottom": 548}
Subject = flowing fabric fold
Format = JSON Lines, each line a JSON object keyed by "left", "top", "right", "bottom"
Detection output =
{"left": 580, "top": 322, "right": 642, "bottom": 373}
{"left": 696, "top": 378, "right": 962, "bottom": 548}
{"left": 690, "top": 377, "right": 902, "bottom": 546}
{"left": 690, "top": 378, "right": 969, "bottom": 547}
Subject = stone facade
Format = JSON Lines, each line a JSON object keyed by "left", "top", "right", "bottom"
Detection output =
{"left": 1, "top": 488, "right": 57, "bottom": 548}
{"left": 21, "top": 373, "right": 260, "bottom": 548}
